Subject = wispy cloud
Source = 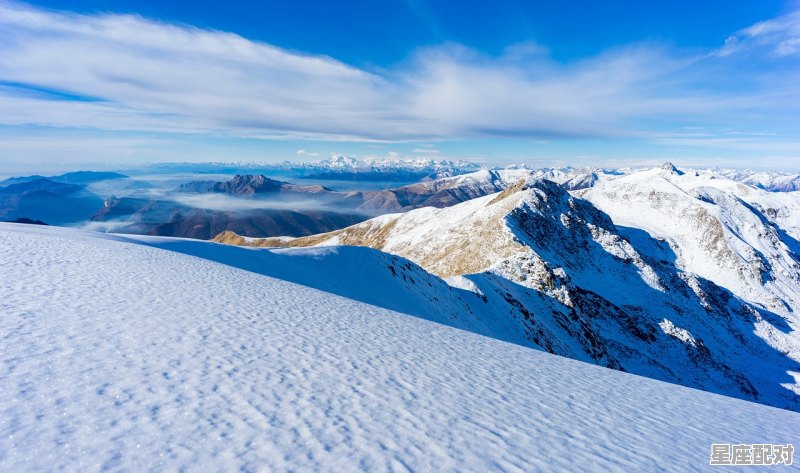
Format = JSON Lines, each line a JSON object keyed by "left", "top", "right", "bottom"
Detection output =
{"left": 412, "top": 148, "right": 441, "bottom": 154}
{"left": 649, "top": 132, "right": 800, "bottom": 153}
{"left": 0, "top": 0, "right": 798, "bottom": 153}
{"left": 296, "top": 149, "right": 319, "bottom": 157}
{"left": 718, "top": 8, "right": 800, "bottom": 57}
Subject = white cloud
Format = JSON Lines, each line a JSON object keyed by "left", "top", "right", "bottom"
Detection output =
{"left": 0, "top": 1, "right": 388, "bottom": 138}
{"left": 296, "top": 149, "right": 319, "bottom": 157}
{"left": 0, "top": 1, "right": 797, "bottom": 149}
{"left": 718, "top": 9, "right": 800, "bottom": 57}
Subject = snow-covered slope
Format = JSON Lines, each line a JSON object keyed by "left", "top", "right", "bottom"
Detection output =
{"left": 124, "top": 233, "right": 528, "bottom": 347}
{"left": 216, "top": 170, "right": 800, "bottom": 411}
{"left": 579, "top": 165, "right": 800, "bottom": 329}
{"left": 1, "top": 223, "right": 798, "bottom": 472}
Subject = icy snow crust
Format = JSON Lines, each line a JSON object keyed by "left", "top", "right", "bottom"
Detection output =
{"left": 1, "top": 223, "right": 799, "bottom": 472}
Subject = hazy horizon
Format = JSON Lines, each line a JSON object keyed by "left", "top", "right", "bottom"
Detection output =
{"left": 3, "top": 155, "right": 800, "bottom": 180}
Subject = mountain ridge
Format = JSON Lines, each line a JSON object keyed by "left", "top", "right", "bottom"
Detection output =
{"left": 213, "top": 167, "right": 800, "bottom": 411}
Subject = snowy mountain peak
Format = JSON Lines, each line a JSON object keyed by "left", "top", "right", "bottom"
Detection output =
{"left": 659, "top": 161, "right": 684, "bottom": 175}
{"left": 319, "top": 153, "right": 361, "bottom": 168}
{"left": 312, "top": 153, "right": 482, "bottom": 174}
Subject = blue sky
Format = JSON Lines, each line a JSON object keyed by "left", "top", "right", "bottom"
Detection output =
{"left": 1, "top": 0, "right": 799, "bottom": 172}
{"left": 21, "top": 0, "right": 784, "bottom": 65}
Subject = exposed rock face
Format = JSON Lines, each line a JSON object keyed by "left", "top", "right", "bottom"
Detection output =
{"left": 213, "top": 170, "right": 800, "bottom": 411}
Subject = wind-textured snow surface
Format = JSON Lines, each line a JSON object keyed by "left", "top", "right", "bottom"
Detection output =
{"left": 1, "top": 223, "right": 799, "bottom": 472}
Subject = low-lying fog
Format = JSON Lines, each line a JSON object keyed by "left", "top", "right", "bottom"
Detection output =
{"left": 2, "top": 168, "right": 427, "bottom": 238}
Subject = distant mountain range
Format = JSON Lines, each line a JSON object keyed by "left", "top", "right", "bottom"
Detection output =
{"left": 0, "top": 171, "right": 130, "bottom": 225}
{"left": 0, "top": 178, "right": 105, "bottom": 225}
{"left": 0, "top": 171, "right": 128, "bottom": 187}
{"left": 136, "top": 155, "right": 483, "bottom": 182}
{"left": 712, "top": 168, "right": 800, "bottom": 192}
{"left": 2, "top": 160, "right": 799, "bottom": 240}
{"left": 132, "top": 155, "right": 800, "bottom": 192}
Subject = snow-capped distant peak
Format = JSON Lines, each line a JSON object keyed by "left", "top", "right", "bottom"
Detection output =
{"left": 311, "top": 153, "right": 482, "bottom": 174}
{"left": 659, "top": 161, "right": 684, "bottom": 175}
